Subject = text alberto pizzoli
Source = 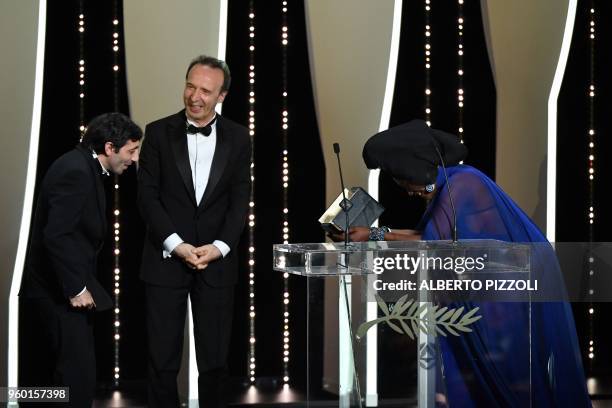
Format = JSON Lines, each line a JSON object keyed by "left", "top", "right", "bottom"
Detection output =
{"left": 371, "top": 254, "right": 537, "bottom": 292}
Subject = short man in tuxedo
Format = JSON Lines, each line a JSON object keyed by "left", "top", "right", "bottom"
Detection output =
{"left": 138, "top": 55, "right": 250, "bottom": 407}
{"left": 20, "top": 113, "right": 142, "bottom": 407}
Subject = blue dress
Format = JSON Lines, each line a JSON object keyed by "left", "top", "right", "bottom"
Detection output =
{"left": 420, "top": 165, "right": 591, "bottom": 407}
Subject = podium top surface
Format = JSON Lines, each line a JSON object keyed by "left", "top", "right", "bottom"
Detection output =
{"left": 274, "top": 239, "right": 527, "bottom": 253}
{"left": 273, "top": 239, "right": 532, "bottom": 276}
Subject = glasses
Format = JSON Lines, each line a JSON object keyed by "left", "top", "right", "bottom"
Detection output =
{"left": 393, "top": 178, "right": 435, "bottom": 196}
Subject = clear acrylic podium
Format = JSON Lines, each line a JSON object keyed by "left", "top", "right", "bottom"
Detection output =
{"left": 273, "top": 240, "right": 533, "bottom": 407}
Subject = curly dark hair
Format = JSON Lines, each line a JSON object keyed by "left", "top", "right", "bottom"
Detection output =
{"left": 80, "top": 112, "right": 142, "bottom": 154}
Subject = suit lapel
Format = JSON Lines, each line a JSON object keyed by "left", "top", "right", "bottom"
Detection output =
{"left": 168, "top": 115, "right": 197, "bottom": 206}
{"left": 198, "top": 116, "right": 230, "bottom": 211}
{"left": 76, "top": 146, "right": 107, "bottom": 235}
{"left": 95, "top": 174, "right": 107, "bottom": 237}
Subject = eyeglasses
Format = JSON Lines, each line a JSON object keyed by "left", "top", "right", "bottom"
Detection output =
{"left": 393, "top": 178, "right": 436, "bottom": 196}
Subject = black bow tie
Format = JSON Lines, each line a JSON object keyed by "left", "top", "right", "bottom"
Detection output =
{"left": 186, "top": 116, "right": 217, "bottom": 136}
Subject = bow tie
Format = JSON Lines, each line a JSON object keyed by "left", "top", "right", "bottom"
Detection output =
{"left": 186, "top": 116, "right": 217, "bottom": 136}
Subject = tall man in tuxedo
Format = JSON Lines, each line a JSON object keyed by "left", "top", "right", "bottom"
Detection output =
{"left": 138, "top": 55, "right": 250, "bottom": 407}
{"left": 20, "top": 113, "right": 142, "bottom": 407}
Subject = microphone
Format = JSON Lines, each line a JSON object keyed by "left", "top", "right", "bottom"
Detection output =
{"left": 333, "top": 143, "right": 352, "bottom": 247}
{"left": 430, "top": 142, "right": 459, "bottom": 242}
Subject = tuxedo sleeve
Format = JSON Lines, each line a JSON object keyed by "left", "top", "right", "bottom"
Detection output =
{"left": 43, "top": 167, "right": 90, "bottom": 298}
{"left": 138, "top": 126, "right": 178, "bottom": 246}
{"left": 216, "top": 133, "right": 251, "bottom": 249}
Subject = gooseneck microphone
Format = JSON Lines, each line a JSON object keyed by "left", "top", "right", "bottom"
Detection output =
{"left": 431, "top": 142, "right": 459, "bottom": 242}
{"left": 333, "top": 143, "right": 352, "bottom": 247}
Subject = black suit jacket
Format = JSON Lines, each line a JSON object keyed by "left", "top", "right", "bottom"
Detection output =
{"left": 138, "top": 110, "right": 251, "bottom": 288}
{"left": 20, "top": 145, "right": 113, "bottom": 311}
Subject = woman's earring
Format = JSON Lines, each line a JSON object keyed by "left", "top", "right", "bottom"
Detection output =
{"left": 425, "top": 184, "right": 435, "bottom": 193}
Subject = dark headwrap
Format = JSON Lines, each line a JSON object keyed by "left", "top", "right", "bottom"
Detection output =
{"left": 363, "top": 119, "right": 468, "bottom": 185}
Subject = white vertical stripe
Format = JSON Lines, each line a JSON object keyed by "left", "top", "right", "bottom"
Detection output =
{"left": 188, "top": 298, "right": 198, "bottom": 401}
{"left": 216, "top": 0, "right": 228, "bottom": 115}
{"left": 547, "top": 0, "right": 577, "bottom": 241}
{"left": 191, "top": 0, "right": 229, "bottom": 399}
{"left": 8, "top": 0, "right": 46, "bottom": 391}
{"left": 367, "top": 1, "right": 402, "bottom": 405}
{"left": 377, "top": 0, "right": 403, "bottom": 134}
{"left": 218, "top": 0, "right": 228, "bottom": 60}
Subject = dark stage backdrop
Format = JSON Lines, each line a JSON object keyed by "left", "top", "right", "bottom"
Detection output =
{"left": 19, "top": 0, "right": 611, "bottom": 393}
{"left": 381, "top": 0, "right": 496, "bottom": 231}
{"left": 557, "top": 0, "right": 612, "bottom": 376}
{"left": 223, "top": 0, "right": 325, "bottom": 388}
{"left": 18, "top": 0, "right": 145, "bottom": 388}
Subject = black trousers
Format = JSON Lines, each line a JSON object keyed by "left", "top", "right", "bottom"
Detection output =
{"left": 146, "top": 279, "right": 234, "bottom": 408}
{"left": 21, "top": 297, "right": 96, "bottom": 408}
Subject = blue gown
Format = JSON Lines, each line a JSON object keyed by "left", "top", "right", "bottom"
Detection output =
{"left": 419, "top": 165, "right": 591, "bottom": 407}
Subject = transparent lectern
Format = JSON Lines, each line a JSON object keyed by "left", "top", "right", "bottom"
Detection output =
{"left": 273, "top": 240, "right": 533, "bottom": 407}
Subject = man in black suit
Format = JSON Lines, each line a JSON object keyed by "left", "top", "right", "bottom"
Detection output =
{"left": 138, "top": 55, "right": 250, "bottom": 407}
{"left": 20, "top": 112, "right": 142, "bottom": 407}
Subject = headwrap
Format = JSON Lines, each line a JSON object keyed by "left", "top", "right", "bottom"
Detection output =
{"left": 363, "top": 119, "right": 468, "bottom": 185}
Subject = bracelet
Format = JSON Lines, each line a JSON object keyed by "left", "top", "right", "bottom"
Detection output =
{"left": 368, "top": 226, "right": 390, "bottom": 241}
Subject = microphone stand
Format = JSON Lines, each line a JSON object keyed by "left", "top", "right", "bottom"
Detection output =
{"left": 333, "top": 143, "right": 353, "bottom": 248}
{"left": 332, "top": 143, "right": 363, "bottom": 407}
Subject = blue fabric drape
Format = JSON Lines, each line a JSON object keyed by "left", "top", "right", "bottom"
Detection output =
{"left": 420, "top": 165, "right": 591, "bottom": 407}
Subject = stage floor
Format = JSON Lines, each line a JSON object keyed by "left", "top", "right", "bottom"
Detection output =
{"left": 91, "top": 377, "right": 612, "bottom": 407}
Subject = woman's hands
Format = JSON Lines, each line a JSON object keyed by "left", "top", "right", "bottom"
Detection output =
{"left": 327, "top": 226, "right": 370, "bottom": 242}
{"left": 328, "top": 227, "right": 422, "bottom": 242}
